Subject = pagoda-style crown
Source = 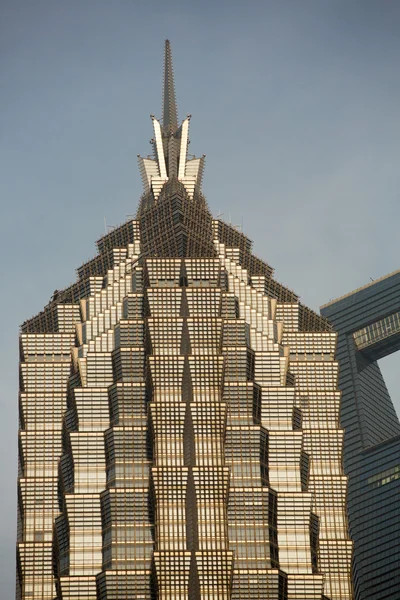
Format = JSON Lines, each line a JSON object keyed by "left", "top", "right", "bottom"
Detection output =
{"left": 137, "top": 40, "right": 205, "bottom": 201}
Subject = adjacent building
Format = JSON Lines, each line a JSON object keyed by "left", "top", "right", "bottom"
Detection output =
{"left": 321, "top": 272, "right": 400, "bottom": 600}
{"left": 17, "top": 41, "right": 353, "bottom": 600}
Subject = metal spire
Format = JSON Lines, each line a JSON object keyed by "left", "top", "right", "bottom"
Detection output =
{"left": 162, "top": 39, "right": 178, "bottom": 133}
{"left": 137, "top": 40, "right": 204, "bottom": 202}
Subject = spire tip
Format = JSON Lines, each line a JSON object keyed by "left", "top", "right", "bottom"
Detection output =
{"left": 162, "top": 39, "right": 178, "bottom": 132}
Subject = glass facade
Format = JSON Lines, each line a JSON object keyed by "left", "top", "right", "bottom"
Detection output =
{"left": 321, "top": 273, "right": 400, "bottom": 600}
{"left": 17, "top": 41, "right": 353, "bottom": 600}
{"left": 352, "top": 309, "right": 400, "bottom": 358}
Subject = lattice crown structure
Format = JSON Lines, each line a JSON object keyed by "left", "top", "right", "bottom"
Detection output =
{"left": 17, "top": 41, "right": 353, "bottom": 600}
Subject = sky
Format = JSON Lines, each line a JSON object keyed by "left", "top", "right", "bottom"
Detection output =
{"left": 2, "top": 0, "right": 400, "bottom": 595}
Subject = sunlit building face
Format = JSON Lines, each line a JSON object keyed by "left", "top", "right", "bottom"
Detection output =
{"left": 17, "top": 41, "right": 353, "bottom": 600}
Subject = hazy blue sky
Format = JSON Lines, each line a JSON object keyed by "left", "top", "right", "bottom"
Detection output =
{"left": 2, "top": 1, "right": 400, "bottom": 595}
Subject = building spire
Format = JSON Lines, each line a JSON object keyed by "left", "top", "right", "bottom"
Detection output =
{"left": 162, "top": 39, "right": 178, "bottom": 133}
{"left": 137, "top": 40, "right": 205, "bottom": 203}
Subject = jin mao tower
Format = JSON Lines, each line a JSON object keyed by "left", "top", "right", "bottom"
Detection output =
{"left": 17, "top": 41, "right": 353, "bottom": 600}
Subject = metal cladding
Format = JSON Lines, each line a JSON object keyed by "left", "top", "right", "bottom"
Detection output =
{"left": 17, "top": 41, "right": 353, "bottom": 600}
{"left": 162, "top": 39, "right": 178, "bottom": 133}
{"left": 138, "top": 42, "right": 204, "bottom": 206}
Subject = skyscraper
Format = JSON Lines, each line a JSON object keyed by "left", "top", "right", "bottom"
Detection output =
{"left": 321, "top": 272, "right": 400, "bottom": 600}
{"left": 17, "top": 41, "right": 353, "bottom": 600}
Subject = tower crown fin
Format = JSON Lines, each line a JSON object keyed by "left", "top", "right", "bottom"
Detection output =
{"left": 137, "top": 41, "right": 205, "bottom": 205}
{"left": 162, "top": 39, "right": 178, "bottom": 133}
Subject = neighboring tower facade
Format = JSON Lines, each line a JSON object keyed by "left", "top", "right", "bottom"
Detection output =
{"left": 321, "top": 274, "right": 400, "bottom": 600}
{"left": 17, "top": 41, "right": 353, "bottom": 600}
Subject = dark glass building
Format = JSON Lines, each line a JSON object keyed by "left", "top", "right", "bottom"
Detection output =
{"left": 321, "top": 272, "right": 400, "bottom": 600}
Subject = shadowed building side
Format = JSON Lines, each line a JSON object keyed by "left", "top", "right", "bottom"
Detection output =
{"left": 321, "top": 271, "right": 400, "bottom": 600}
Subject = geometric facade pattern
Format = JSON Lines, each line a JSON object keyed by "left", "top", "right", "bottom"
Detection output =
{"left": 17, "top": 41, "right": 353, "bottom": 600}
{"left": 321, "top": 272, "right": 400, "bottom": 600}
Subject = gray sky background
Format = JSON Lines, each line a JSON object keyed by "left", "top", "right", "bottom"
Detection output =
{"left": 1, "top": 1, "right": 400, "bottom": 595}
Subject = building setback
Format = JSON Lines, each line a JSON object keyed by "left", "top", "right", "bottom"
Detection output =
{"left": 17, "top": 41, "right": 353, "bottom": 600}
{"left": 321, "top": 273, "right": 400, "bottom": 600}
